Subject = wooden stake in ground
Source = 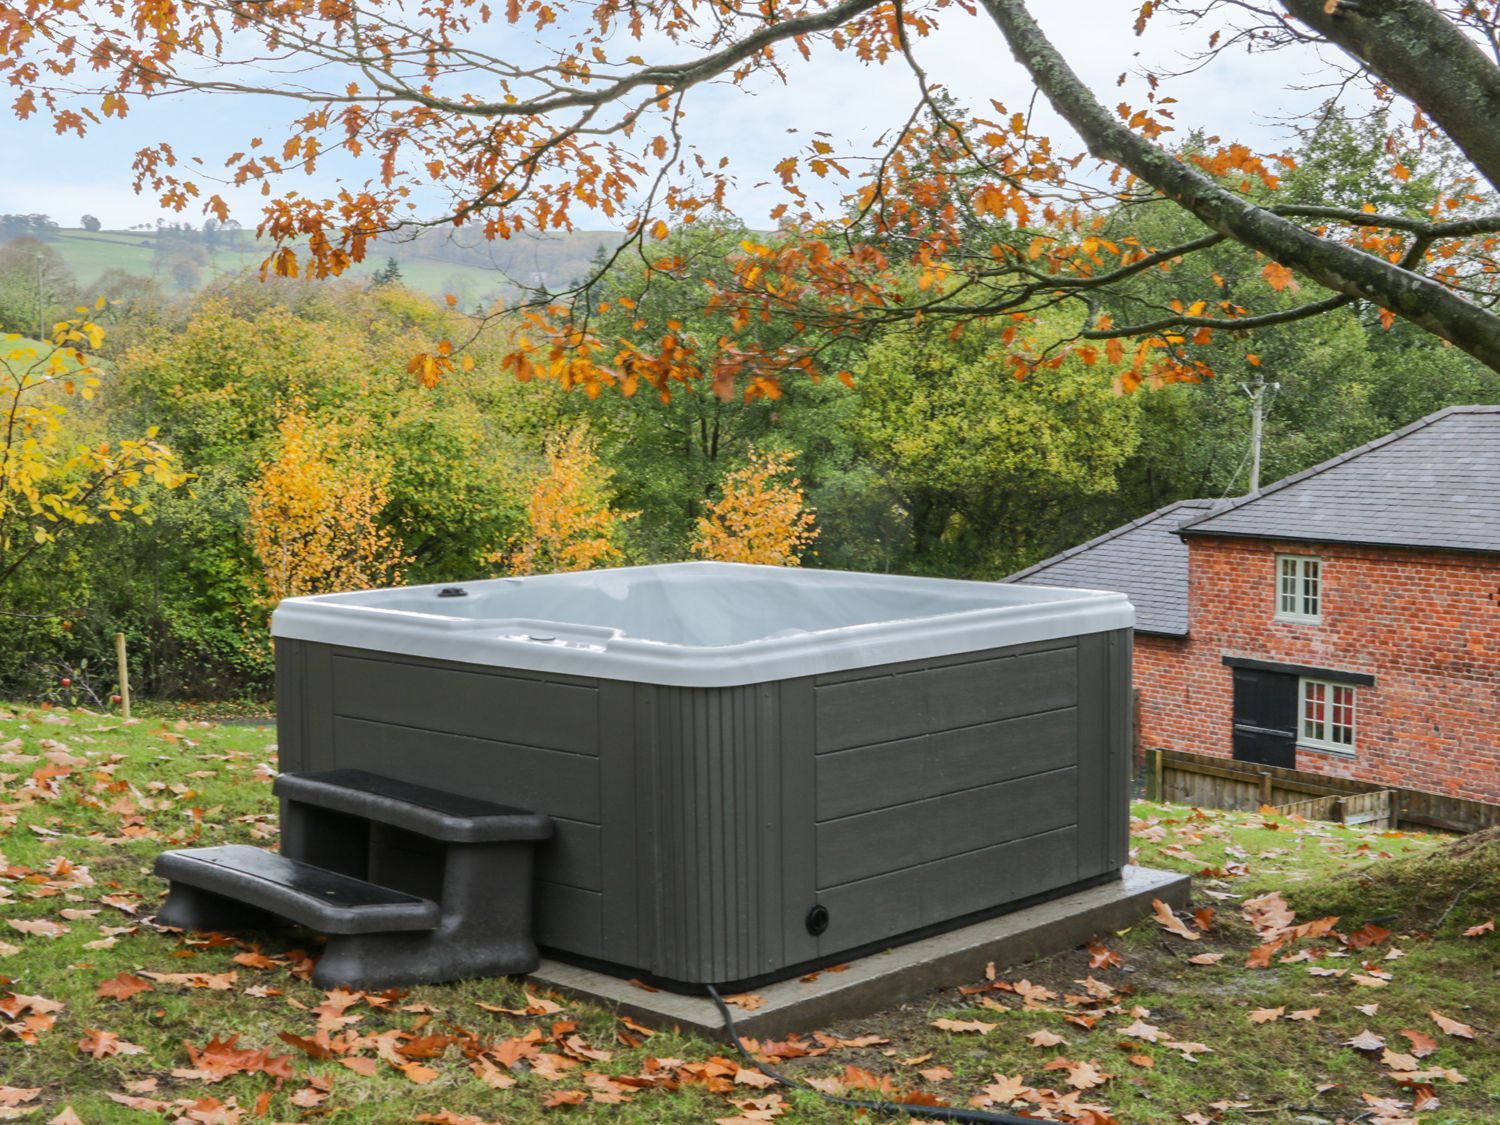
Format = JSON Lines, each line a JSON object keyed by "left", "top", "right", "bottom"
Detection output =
{"left": 114, "top": 632, "right": 131, "bottom": 721}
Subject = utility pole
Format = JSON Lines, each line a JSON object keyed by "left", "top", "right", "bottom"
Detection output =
{"left": 35, "top": 252, "right": 44, "bottom": 343}
{"left": 1241, "top": 369, "right": 1280, "bottom": 494}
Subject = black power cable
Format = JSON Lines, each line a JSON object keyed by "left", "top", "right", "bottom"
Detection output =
{"left": 704, "top": 984, "right": 1063, "bottom": 1125}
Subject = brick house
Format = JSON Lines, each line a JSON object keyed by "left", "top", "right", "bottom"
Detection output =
{"left": 1010, "top": 405, "right": 1500, "bottom": 805}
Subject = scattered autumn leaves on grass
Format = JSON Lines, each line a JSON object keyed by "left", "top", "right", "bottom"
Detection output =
{"left": 1128, "top": 806, "right": 1499, "bottom": 1122}
{"left": 1, "top": 711, "right": 1495, "bottom": 1124}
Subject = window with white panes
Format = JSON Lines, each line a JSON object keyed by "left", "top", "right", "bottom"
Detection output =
{"left": 1300, "top": 678, "right": 1355, "bottom": 754}
{"left": 1276, "top": 555, "right": 1321, "bottom": 622}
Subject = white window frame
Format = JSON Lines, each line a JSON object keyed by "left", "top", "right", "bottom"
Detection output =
{"left": 1299, "top": 677, "right": 1356, "bottom": 755}
{"left": 1276, "top": 554, "right": 1322, "bottom": 623}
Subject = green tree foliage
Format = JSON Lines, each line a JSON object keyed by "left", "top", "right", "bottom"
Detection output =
{"left": 0, "top": 317, "right": 184, "bottom": 590}
{"left": 372, "top": 257, "right": 403, "bottom": 287}
{"left": 0, "top": 281, "right": 533, "bottom": 698}
{"left": 0, "top": 239, "right": 76, "bottom": 337}
{"left": 0, "top": 101, "right": 1496, "bottom": 703}
{"left": 1095, "top": 106, "right": 1500, "bottom": 515}
{"left": 548, "top": 222, "right": 864, "bottom": 562}
{"left": 854, "top": 315, "right": 1142, "bottom": 577}
{"left": 0, "top": 316, "right": 186, "bottom": 692}
{"left": 0, "top": 214, "right": 58, "bottom": 241}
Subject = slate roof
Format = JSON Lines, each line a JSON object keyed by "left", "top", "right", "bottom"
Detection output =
{"left": 1007, "top": 499, "right": 1225, "bottom": 636}
{"left": 1179, "top": 405, "right": 1500, "bottom": 554}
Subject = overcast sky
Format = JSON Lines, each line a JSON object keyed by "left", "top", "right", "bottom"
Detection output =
{"left": 0, "top": 1, "right": 1344, "bottom": 231}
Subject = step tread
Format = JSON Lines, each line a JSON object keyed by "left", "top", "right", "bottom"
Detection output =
{"left": 155, "top": 845, "right": 441, "bottom": 934}
{"left": 275, "top": 769, "right": 553, "bottom": 843}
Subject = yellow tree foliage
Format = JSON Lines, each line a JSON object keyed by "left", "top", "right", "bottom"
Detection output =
{"left": 0, "top": 313, "right": 185, "bottom": 592}
{"left": 247, "top": 407, "right": 408, "bottom": 602}
{"left": 503, "top": 426, "right": 636, "bottom": 575}
{"left": 693, "top": 449, "right": 818, "bottom": 567}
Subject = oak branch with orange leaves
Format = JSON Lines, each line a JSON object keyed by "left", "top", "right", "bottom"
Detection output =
{"left": 7, "top": 0, "right": 1500, "bottom": 392}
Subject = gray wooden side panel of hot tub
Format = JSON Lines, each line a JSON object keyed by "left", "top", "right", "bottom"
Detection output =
{"left": 1106, "top": 629, "right": 1133, "bottom": 872}
{"left": 275, "top": 640, "right": 332, "bottom": 775}
{"left": 630, "top": 678, "right": 823, "bottom": 985}
{"left": 274, "top": 641, "right": 614, "bottom": 959}
{"left": 276, "top": 629, "right": 1131, "bottom": 985}
{"left": 638, "top": 682, "right": 810, "bottom": 984}
{"left": 805, "top": 632, "right": 1131, "bottom": 959}
{"left": 1077, "top": 628, "right": 1133, "bottom": 876}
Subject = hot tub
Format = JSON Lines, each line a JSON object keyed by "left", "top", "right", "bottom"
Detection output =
{"left": 272, "top": 562, "right": 1133, "bottom": 989}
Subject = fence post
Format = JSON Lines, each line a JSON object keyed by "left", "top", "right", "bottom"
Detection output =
{"left": 1331, "top": 796, "right": 1345, "bottom": 824}
{"left": 1258, "top": 771, "right": 1273, "bottom": 807}
{"left": 1149, "top": 747, "right": 1163, "bottom": 802}
{"left": 114, "top": 632, "right": 131, "bottom": 721}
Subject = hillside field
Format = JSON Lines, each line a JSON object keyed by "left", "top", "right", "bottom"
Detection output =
{"left": 15, "top": 227, "right": 625, "bottom": 304}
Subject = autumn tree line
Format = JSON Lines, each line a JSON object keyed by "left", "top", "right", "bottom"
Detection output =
{"left": 0, "top": 106, "right": 1496, "bottom": 701}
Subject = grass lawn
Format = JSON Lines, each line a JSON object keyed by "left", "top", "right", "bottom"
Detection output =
{"left": 2, "top": 335, "right": 89, "bottom": 373}
{"left": 1, "top": 706, "right": 1497, "bottom": 1123}
{"left": 35, "top": 229, "right": 511, "bottom": 305}
{"left": 28, "top": 228, "right": 617, "bottom": 306}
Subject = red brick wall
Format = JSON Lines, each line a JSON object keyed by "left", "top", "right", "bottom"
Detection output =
{"left": 1134, "top": 537, "right": 1500, "bottom": 803}
{"left": 1134, "top": 633, "right": 1189, "bottom": 768}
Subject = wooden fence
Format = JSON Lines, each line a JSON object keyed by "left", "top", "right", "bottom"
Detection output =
{"left": 1272, "top": 789, "right": 1393, "bottom": 829}
{"left": 1144, "top": 747, "right": 1500, "bottom": 834}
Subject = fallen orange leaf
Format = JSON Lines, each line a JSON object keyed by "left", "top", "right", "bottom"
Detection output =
{"left": 1430, "top": 1010, "right": 1476, "bottom": 1039}
{"left": 930, "top": 1018, "right": 994, "bottom": 1034}
{"left": 1150, "top": 899, "right": 1201, "bottom": 941}
{"left": 95, "top": 972, "right": 153, "bottom": 1001}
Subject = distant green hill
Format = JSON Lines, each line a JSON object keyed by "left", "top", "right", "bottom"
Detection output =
{"left": 18, "top": 227, "right": 626, "bottom": 305}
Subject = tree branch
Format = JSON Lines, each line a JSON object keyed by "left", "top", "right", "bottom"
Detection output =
{"left": 151, "top": 0, "right": 886, "bottom": 121}
{"left": 1269, "top": 206, "right": 1500, "bottom": 239}
{"left": 980, "top": 232, "right": 1227, "bottom": 288}
{"left": 1081, "top": 294, "right": 1352, "bottom": 339}
{"left": 1279, "top": 0, "right": 1500, "bottom": 195}
{"left": 978, "top": 0, "right": 1500, "bottom": 373}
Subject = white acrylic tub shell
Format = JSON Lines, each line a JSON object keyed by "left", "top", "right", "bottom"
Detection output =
{"left": 270, "top": 561, "right": 1133, "bottom": 688}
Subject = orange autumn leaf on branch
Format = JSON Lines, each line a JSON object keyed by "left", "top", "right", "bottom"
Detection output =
{"left": 692, "top": 449, "right": 818, "bottom": 567}
{"left": 1261, "top": 262, "right": 1299, "bottom": 292}
{"left": 8, "top": 0, "right": 1500, "bottom": 388}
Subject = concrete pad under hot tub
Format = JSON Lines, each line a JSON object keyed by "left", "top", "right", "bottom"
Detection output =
{"left": 527, "top": 864, "right": 1190, "bottom": 1041}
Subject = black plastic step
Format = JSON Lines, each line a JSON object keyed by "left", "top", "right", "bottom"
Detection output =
{"left": 154, "top": 845, "right": 440, "bottom": 934}
{"left": 274, "top": 769, "right": 553, "bottom": 843}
